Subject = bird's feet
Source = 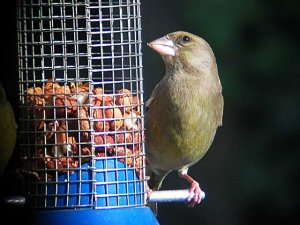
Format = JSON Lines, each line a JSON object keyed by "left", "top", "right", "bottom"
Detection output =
{"left": 179, "top": 173, "right": 203, "bottom": 207}
{"left": 186, "top": 179, "right": 202, "bottom": 207}
{"left": 145, "top": 176, "right": 153, "bottom": 199}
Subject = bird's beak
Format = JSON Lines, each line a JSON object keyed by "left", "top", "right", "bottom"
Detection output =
{"left": 147, "top": 36, "right": 176, "bottom": 56}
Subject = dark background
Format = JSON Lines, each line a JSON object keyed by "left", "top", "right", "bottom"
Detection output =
{"left": 1, "top": 1, "right": 300, "bottom": 225}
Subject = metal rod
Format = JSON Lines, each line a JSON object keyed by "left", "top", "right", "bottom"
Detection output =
{"left": 2, "top": 196, "right": 26, "bottom": 206}
{"left": 147, "top": 189, "right": 206, "bottom": 203}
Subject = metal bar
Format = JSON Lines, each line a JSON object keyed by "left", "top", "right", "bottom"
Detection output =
{"left": 147, "top": 189, "right": 206, "bottom": 203}
{"left": 2, "top": 196, "right": 26, "bottom": 206}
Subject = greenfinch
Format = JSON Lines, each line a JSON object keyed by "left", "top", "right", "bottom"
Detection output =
{"left": 0, "top": 82, "right": 17, "bottom": 177}
{"left": 145, "top": 31, "right": 223, "bottom": 213}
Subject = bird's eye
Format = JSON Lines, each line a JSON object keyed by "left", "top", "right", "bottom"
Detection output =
{"left": 182, "top": 36, "right": 190, "bottom": 42}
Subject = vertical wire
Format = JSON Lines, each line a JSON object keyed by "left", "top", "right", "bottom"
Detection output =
{"left": 32, "top": 0, "right": 43, "bottom": 207}
{"left": 72, "top": 3, "right": 81, "bottom": 204}
{"left": 114, "top": 0, "right": 126, "bottom": 182}
{"left": 48, "top": 0, "right": 59, "bottom": 207}
{"left": 99, "top": 2, "right": 105, "bottom": 90}
{"left": 74, "top": 0, "right": 80, "bottom": 81}
{"left": 89, "top": 0, "right": 97, "bottom": 208}
{"left": 108, "top": 0, "right": 114, "bottom": 208}
{"left": 75, "top": 0, "right": 82, "bottom": 206}
{"left": 38, "top": 0, "right": 48, "bottom": 207}
{"left": 102, "top": 1, "right": 110, "bottom": 208}
{"left": 119, "top": 0, "right": 125, "bottom": 90}
{"left": 17, "top": 3, "right": 27, "bottom": 190}
{"left": 25, "top": 0, "right": 38, "bottom": 206}
{"left": 78, "top": 0, "right": 83, "bottom": 205}
{"left": 60, "top": 0, "right": 70, "bottom": 208}
{"left": 125, "top": 0, "right": 132, "bottom": 206}
{"left": 126, "top": 0, "right": 133, "bottom": 93}
{"left": 39, "top": 0, "right": 45, "bottom": 82}
{"left": 43, "top": 0, "right": 51, "bottom": 207}
{"left": 19, "top": 0, "right": 31, "bottom": 205}
{"left": 30, "top": 0, "right": 35, "bottom": 85}
{"left": 116, "top": 0, "right": 122, "bottom": 207}
{"left": 85, "top": 0, "right": 96, "bottom": 208}
{"left": 131, "top": 0, "right": 138, "bottom": 205}
{"left": 29, "top": 0, "right": 38, "bottom": 206}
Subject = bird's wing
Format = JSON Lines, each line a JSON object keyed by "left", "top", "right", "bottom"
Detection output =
{"left": 145, "top": 83, "right": 160, "bottom": 113}
{"left": 145, "top": 96, "right": 153, "bottom": 112}
{"left": 145, "top": 89, "right": 156, "bottom": 110}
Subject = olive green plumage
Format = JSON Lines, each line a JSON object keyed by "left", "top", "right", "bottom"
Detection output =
{"left": 145, "top": 31, "right": 223, "bottom": 213}
{"left": 0, "top": 82, "right": 17, "bottom": 177}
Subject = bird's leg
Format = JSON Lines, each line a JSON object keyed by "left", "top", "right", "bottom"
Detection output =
{"left": 145, "top": 176, "right": 153, "bottom": 198}
{"left": 178, "top": 169, "right": 202, "bottom": 207}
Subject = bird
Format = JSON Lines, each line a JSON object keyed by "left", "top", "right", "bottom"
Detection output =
{"left": 145, "top": 31, "right": 223, "bottom": 214}
{"left": 0, "top": 82, "right": 17, "bottom": 177}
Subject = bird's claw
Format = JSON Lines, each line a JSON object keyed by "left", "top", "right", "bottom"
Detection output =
{"left": 186, "top": 180, "right": 202, "bottom": 207}
{"left": 145, "top": 176, "right": 153, "bottom": 199}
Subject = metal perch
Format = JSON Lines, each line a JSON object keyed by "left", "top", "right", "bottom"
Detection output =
{"left": 148, "top": 189, "right": 206, "bottom": 203}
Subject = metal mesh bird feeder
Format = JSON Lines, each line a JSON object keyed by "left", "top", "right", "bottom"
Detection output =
{"left": 17, "top": 0, "right": 158, "bottom": 224}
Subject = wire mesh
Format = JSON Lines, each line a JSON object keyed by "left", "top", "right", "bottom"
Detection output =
{"left": 17, "top": 0, "right": 145, "bottom": 209}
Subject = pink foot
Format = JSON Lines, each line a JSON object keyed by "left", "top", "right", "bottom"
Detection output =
{"left": 145, "top": 176, "right": 153, "bottom": 199}
{"left": 186, "top": 179, "right": 202, "bottom": 207}
{"left": 179, "top": 173, "right": 203, "bottom": 207}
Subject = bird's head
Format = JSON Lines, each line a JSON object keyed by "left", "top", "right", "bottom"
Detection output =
{"left": 148, "top": 31, "right": 216, "bottom": 75}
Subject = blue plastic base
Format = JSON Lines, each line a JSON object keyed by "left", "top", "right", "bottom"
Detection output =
{"left": 35, "top": 158, "right": 143, "bottom": 208}
{"left": 29, "top": 207, "right": 159, "bottom": 225}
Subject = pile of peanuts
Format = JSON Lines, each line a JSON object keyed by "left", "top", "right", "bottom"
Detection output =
{"left": 24, "top": 80, "right": 144, "bottom": 180}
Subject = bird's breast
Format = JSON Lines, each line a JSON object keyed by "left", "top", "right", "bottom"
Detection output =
{"left": 146, "top": 76, "right": 221, "bottom": 171}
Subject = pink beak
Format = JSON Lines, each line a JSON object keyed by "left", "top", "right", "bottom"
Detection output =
{"left": 147, "top": 36, "right": 176, "bottom": 56}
